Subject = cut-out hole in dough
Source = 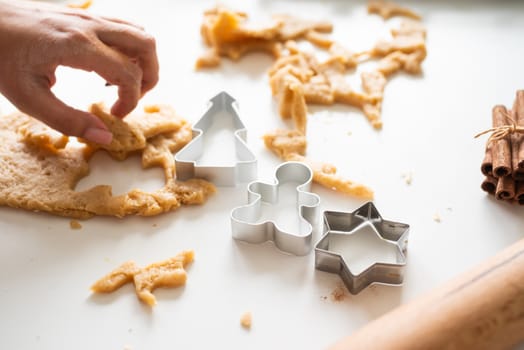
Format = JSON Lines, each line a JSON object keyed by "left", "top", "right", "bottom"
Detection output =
{"left": 75, "top": 152, "right": 165, "bottom": 196}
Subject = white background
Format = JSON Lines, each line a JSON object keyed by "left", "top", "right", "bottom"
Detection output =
{"left": 1, "top": 1, "right": 524, "bottom": 349}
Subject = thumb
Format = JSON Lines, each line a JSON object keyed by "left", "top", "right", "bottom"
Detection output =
{"left": 12, "top": 77, "right": 113, "bottom": 144}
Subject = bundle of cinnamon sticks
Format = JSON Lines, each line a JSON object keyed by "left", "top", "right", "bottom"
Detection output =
{"left": 480, "top": 90, "right": 524, "bottom": 203}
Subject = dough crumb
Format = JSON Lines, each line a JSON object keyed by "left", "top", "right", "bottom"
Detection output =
{"left": 433, "top": 212, "right": 441, "bottom": 223}
{"left": 401, "top": 172, "right": 413, "bottom": 185}
{"left": 331, "top": 284, "right": 347, "bottom": 302}
{"left": 240, "top": 311, "right": 252, "bottom": 329}
{"left": 69, "top": 220, "right": 82, "bottom": 230}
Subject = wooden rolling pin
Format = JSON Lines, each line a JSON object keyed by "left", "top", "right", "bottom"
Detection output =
{"left": 330, "top": 239, "right": 524, "bottom": 350}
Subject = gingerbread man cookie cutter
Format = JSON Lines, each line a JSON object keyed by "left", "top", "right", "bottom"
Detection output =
{"left": 315, "top": 202, "right": 409, "bottom": 294}
{"left": 231, "top": 161, "right": 321, "bottom": 256}
{"left": 174, "top": 91, "right": 257, "bottom": 186}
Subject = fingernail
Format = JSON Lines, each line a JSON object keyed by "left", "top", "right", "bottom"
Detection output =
{"left": 83, "top": 127, "right": 113, "bottom": 145}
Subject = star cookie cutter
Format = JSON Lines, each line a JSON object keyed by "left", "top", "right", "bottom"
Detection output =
{"left": 174, "top": 91, "right": 257, "bottom": 186}
{"left": 315, "top": 202, "right": 409, "bottom": 294}
{"left": 231, "top": 161, "right": 321, "bottom": 256}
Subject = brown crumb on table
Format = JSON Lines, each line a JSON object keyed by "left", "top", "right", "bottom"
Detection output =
{"left": 91, "top": 250, "right": 194, "bottom": 307}
{"left": 69, "top": 220, "right": 82, "bottom": 230}
{"left": 331, "top": 284, "right": 348, "bottom": 302}
{"left": 240, "top": 311, "right": 252, "bottom": 329}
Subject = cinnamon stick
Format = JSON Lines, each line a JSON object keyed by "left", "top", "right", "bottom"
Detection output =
{"left": 510, "top": 134, "right": 524, "bottom": 180}
{"left": 513, "top": 167, "right": 524, "bottom": 181}
{"left": 491, "top": 105, "right": 512, "bottom": 177}
{"left": 511, "top": 90, "right": 524, "bottom": 179}
{"left": 480, "top": 143, "right": 492, "bottom": 176}
{"left": 495, "top": 175, "right": 515, "bottom": 200}
{"left": 516, "top": 181, "right": 524, "bottom": 205}
{"left": 480, "top": 175, "right": 497, "bottom": 195}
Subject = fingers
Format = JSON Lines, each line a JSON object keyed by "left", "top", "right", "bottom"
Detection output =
{"left": 0, "top": 2, "right": 159, "bottom": 144}
{"left": 58, "top": 12, "right": 159, "bottom": 115}
{"left": 96, "top": 24, "right": 159, "bottom": 95}
{"left": 13, "top": 75, "right": 112, "bottom": 144}
{"left": 63, "top": 37, "right": 143, "bottom": 117}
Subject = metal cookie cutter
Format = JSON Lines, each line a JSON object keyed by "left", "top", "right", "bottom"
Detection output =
{"left": 174, "top": 91, "right": 257, "bottom": 186}
{"left": 231, "top": 161, "right": 321, "bottom": 256}
{"left": 315, "top": 202, "right": 409, "bottom": 294}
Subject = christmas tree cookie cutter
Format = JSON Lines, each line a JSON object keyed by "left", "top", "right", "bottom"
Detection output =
{"left": 174, "top": 91, "right": 257, "bottom": 186}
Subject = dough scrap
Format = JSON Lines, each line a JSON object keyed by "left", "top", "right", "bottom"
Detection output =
{"left": 197, "top": 3, "right": 425, "bottom": 198}
{"left": 18, "top": 119, "right": 69, "bottom": 153}
{"left": 264, "top": 130, "right": 374, "bottom": 199}
{"left": 91, "top": 250, "right": 194, "bottom": 307}
{"left": 367, "top": 0, "right": 421, "bottom": 20}
{"left": 196, "top": 6, "right": 333, "bottom": 69}
{"left": 198, "top": 5, "right": 426, "bottom": 132}
{"left": 263, "top": 129, "right": 307, "bottom": 158}
{"left": 91, "top": 261, "right": 140, "bottom": 293}
{"left": 370, "top": 19, "right": 427, "bottom": 58}
{"left": 67, "top": 0, "right": 92, "bottom": 9}
{"left": 269, "top": 47, "right": 386, "bottom": 130}
{"left": 0, "top": 104, "right": 216, "bottom": 219}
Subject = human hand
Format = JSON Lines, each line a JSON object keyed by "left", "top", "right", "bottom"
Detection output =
{"left": 0, "top": 0, "right": 159, "bottom": 144}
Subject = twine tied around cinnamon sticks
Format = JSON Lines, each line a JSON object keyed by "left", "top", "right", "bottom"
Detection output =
{"left": 474, "top": 112, "right": 524, "bottom": 144}
{"left": 478, "top": 90, "right": 524, "bottom": 204}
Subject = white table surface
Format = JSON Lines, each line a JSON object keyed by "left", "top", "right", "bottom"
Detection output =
{"left": 1, "top": 1, "right": 524, "bottom": 349}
